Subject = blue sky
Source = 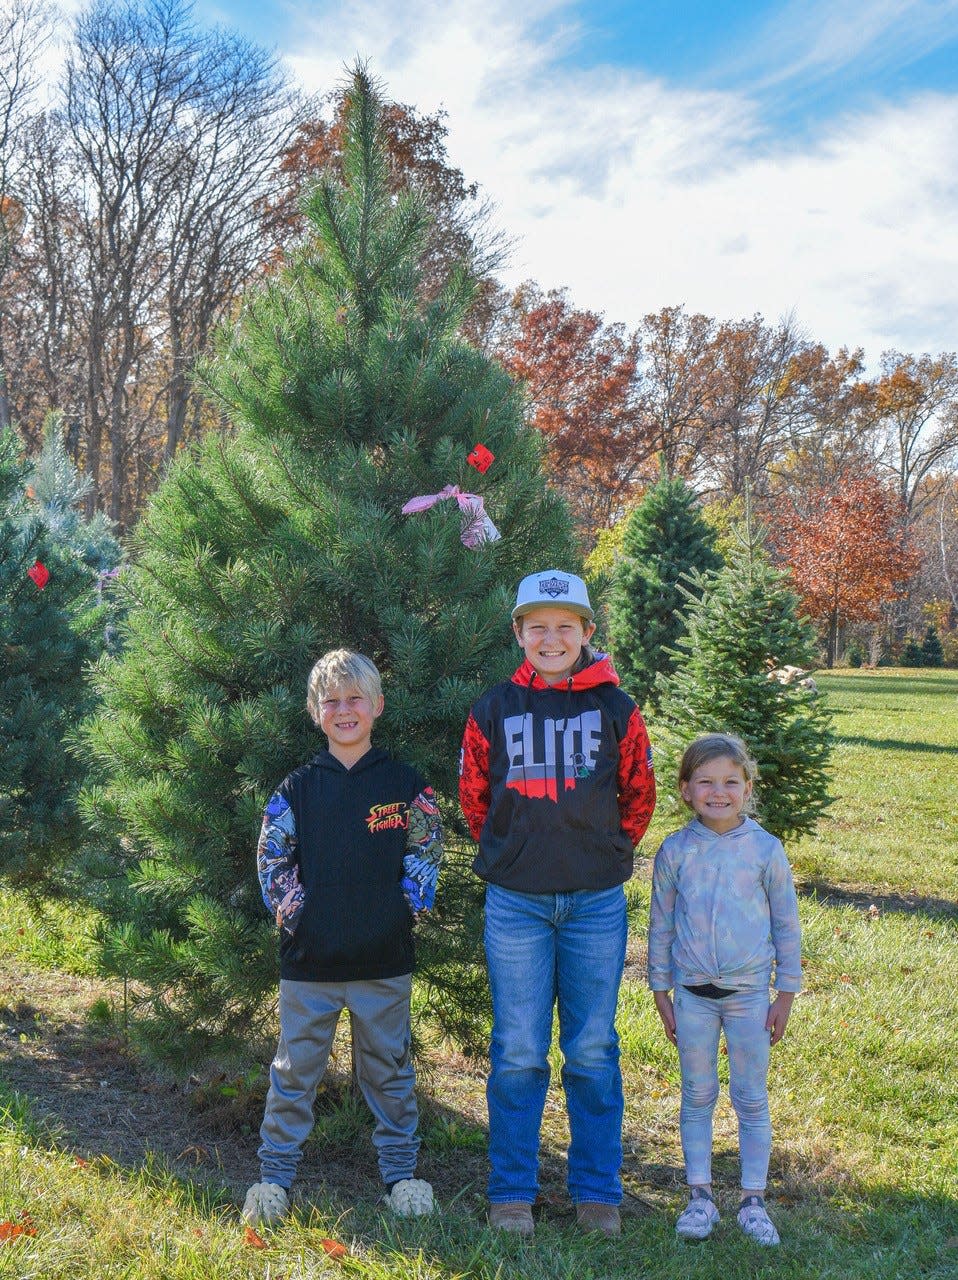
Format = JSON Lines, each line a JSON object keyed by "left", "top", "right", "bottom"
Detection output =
{"left": 96, "top": 2, "right": 958, "bottom": 358}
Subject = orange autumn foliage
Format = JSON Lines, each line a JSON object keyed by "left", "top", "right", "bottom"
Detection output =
{"left": 772, "top": 471, "right": 918, "bottom": 664}
{"left": 500, "top": 285, "right": 650, "bottom": 533}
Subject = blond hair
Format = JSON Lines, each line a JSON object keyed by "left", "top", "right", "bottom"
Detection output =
{"left": 306, "top": 649, "right": 382, "bottom": 725}
{"left": 678, "top": 732, "right": 759, "bottom": 813}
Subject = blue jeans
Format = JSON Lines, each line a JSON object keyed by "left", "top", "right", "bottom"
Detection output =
{"left": 673, "top": 986, "right": 773, "bottom": 1190}
{"left": 483, "top": 883, "right": 627, "bottom": 1205}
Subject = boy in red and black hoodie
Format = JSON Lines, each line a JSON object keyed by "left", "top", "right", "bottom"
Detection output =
{"left": 460, "top": 569, "right": 655, "bottom": 1239}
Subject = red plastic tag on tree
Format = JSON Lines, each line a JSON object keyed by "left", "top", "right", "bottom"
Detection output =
{"left": 27, "top": 561, "right": 49, "bottom": 590}
{"left": 467, "top": 443, "right": 494, "bottom": 473}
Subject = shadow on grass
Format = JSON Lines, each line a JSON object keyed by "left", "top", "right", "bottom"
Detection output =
{"left": 797, "top": 883, "right": 958, "bottom": 921}
{"left": 835, "top": 733, "right": 958, "bottom": 755}
{"left": 825, "top": 672, "right": 958, "bottom": 698}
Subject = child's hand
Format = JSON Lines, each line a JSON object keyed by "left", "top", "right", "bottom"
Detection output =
{"left": 766, "top": 991, "right": 795, "bottom": 1045}
{"left": 653, "top": 990, "right": 677, "bottom": 1045}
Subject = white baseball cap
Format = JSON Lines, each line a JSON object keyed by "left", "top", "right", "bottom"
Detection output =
{"left": 512, "top": 569, "right": 594, "bottom": 622}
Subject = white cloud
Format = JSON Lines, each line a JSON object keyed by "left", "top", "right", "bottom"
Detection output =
{"left": 34, "top": 0, "right": 958, "bottom": 362}
{"left": 281, "top": 0, "right": 958, "bottom": 360}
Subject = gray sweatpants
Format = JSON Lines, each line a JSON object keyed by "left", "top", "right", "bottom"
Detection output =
{"left": 257, "top": 975, "right": 420, "bottom": 1189}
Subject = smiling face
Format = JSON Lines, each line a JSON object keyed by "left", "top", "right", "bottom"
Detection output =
{"left": 317, "top": 682, "right": 384, "bottom": 766}
{"left": 513, "top": 605, "right": 596, "bottom": 685}
{"left": 680, "top": 754, "right": 753, "bottom": 834}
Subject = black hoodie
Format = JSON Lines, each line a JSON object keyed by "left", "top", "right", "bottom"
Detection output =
{"left": 459, "top": 654, "right": 656, "bottom": 893}
{"left": 277, "top": 748, "right": 426, "bottom": 982}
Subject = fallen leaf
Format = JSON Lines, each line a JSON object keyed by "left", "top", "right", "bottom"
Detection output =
{"left": 0, "top": 1219, "right": 37, "bottom": 1241}
{"left": 840, "top": 974, "right": 852, "bottom": 983}
{"left": 244, "top": 1226, "right": 268, "bottom": 1250}
{"left": 74, "top": 1157, "right": 90, "bottom": 1168}
{"left": 176, "top": 1144, "right": 209, "bottom": 1164}
{"left": 320, "top": 1238, "right": 349, "bottom": 1259}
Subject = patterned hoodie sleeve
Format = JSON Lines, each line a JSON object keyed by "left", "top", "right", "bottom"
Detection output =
{"left": 402, "top": 786, "right": 444, "bottom": 914}
{"left": 617, "top": 705, "right": 656, "bottom": 846}
{"left": 764, "top": 840, "right": 803, "bottom": 992}
{"left": 458, "top": 712, "right": 491, "bottom": 842}
{"left": 256, "top": 790, "right": 305, "bottom": 936}
{"left": 647, "top": 840, "right": 678, "bottom": 991}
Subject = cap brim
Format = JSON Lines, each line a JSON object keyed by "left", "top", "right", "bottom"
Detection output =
{"left": 512, "top": 603, "right": 594, "bottom": 622}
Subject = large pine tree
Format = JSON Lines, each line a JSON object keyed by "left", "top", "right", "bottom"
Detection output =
{"left": 655, "top": 513, "right": 832, "bottom": 840}
{"left": 0, "top": 431, "right": 101, "bottom": 884}
{"left": 607, "top": 467, "right": 722, "bottom": 708}
{"left": 79, "top": 69, "right": 576, "bottom": 1065}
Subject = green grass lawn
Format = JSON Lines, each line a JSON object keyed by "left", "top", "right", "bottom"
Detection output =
{"left": 1, "top": 669, "right": 956, "bottom": 1278}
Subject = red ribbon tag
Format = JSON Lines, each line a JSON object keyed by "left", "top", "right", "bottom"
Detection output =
{"left": 28, "top": 560, "right": 50, "bottom": 589}
{"left": 467, "top": 443, "right": 494, "bottom": 473}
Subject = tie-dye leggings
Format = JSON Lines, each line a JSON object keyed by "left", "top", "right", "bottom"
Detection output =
{"left": 673, "top": 985, "right": 772, "bottom": 1190}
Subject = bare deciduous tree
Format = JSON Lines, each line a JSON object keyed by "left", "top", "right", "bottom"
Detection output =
{"left": 0, "top": 0, "right": 55, "bottom": 431}
{"left": 54, "top": 0, "right": 305, "bottom": 525}
{"left": 874, "top": 350, "right": 958, "bottom": 520}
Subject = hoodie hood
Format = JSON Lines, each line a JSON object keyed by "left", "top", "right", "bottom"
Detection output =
{"left": 511, "top": 651, "right": 621, "bottom": 693}
{"left": 312, "top": 746, "right": 387, "bottom": 774}
{"left": 687, "top": 815, "right": 761, "bottom": 841}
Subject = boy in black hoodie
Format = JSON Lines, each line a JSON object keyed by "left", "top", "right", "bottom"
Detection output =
{"left": 460, "top": 570, "right": 655, "bottom": 1238}
{"left": 243, "top": 649, "right": 443, "bottom": 1226}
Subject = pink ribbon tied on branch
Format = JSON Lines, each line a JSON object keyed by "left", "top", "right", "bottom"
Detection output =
{"left": 401, "top": 484, "right": 501, "bottom": 549}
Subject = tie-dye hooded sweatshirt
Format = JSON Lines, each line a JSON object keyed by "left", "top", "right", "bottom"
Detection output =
{"left": 647, "top": 816, "right": 801, "bottom": 994}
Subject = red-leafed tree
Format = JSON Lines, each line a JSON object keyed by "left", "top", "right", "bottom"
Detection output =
{"left": 772, "top": 470, "right": 919, "bottom": 666}
{"left": 499, "top": 283, "right": 652, "bottom": 535}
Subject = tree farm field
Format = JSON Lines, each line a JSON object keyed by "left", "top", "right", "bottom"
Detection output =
{"left": 0, "top": 670, "right": 956, "bottom": 1279}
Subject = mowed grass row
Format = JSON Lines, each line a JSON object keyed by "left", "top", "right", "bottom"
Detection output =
{"left": 1, "top": 669, "right": 956, "bottom": 1279}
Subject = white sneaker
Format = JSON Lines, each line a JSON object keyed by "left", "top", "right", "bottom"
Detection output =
{"left": 384, "top": 1178, "right": 435, "bottom": 1217}
{"left": 242, "top": 1181, "right": 289, "bottom": 1226}
{"left": 675, "top": 1191, "right": 720, "bottom": 1240}
{"left": 737, "top": 1196, "right": 780, "bottom": 1246}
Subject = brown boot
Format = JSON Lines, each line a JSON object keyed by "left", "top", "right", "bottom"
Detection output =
{"left": 576, "top": 1201, "right": 621, "bottom": 1236}
{"left": 489, "top": 1201, "right": 535, "bottom": 1236}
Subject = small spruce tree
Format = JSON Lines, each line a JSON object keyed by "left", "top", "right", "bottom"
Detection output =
{"left": 920, "top": 625, "right": 944, "bottom": 667}
{"left": 655, "top": 512, "right": 832, "bottom": 840}
{"left": 608, "top": 467, "right": 722, "bottom": 709}
{"left": 79, "top": 69, "right": 577, "bottom": 1065}
{"left": 0, "top": 430, "right": 101, "bottom": 884}
{"left": 27, "top": 413, "right": 121, "bottom": 572}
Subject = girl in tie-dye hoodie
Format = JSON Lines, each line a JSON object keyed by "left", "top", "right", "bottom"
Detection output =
{"left": 647, "top": 733, "right": 801, "bottom": 1249}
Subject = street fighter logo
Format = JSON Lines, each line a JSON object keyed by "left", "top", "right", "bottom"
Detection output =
{"left": 365, "top": 802, "right": 409, "bottom": 833}
{"left": 503, "top": 710, "right": 602, "bottom": 801}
